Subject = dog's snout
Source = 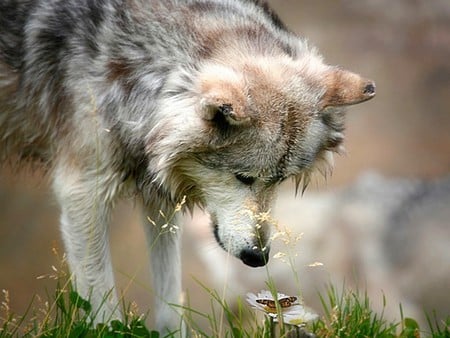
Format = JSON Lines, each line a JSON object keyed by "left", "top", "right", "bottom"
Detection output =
{"left": 240, "top": 247, "right": 270, "bottom": 267}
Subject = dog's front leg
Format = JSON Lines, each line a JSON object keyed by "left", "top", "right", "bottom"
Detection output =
{"left": 142, "top": 204, "right": 184, "bottom": 335}
{"left": 52, "top": 161, "right": 122, "bottom": 324}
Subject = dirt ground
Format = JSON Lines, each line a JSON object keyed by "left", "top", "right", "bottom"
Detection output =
{"left": 1, "top": 0, "right": 449, "bottom": 333}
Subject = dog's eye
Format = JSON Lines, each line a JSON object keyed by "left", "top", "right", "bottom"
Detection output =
{"left": 235, "top": 173, "right": 256, "bottom": 186}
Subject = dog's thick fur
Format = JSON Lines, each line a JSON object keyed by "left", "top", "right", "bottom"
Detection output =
{"left": 0, "top": 0, "right": 375, "bottom": 333}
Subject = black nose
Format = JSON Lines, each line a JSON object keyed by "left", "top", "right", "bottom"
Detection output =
{"left": 240, "top": 247, "right": 270, "bottom": 267}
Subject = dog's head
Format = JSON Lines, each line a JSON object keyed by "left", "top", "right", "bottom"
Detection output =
{"left": 147, "top": 53, "right": 375, "bottom": 267}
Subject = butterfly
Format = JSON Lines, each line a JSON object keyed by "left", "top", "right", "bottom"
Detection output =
{"left": 256, "top": 296, "right": 297, "bottom": 309}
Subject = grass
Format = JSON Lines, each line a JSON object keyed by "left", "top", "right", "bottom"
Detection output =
{"left": 1, "top": 272, "right": 449, "bottom": 338}
{"left": 1, "top": 216, "right": 448, "bottom": 337}
{"left": 0, "top": 280, "right": 156, "bottom": 338}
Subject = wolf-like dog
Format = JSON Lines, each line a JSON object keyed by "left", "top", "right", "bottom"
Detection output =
{"left": 0, "top": 0, "right": 375, "bottom": 333}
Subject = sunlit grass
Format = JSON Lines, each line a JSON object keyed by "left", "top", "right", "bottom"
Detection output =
{"left": 1, "top": 213, "right": 448, "bottom": 337}
{"left": 1, "top": 232, "right": 449, "bottom": 336}
{"left": 1, "top": 269, "right": 449, "bottom": 337}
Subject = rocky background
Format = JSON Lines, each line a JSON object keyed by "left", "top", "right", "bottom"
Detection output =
{"left": 1, "top": 0, "right": 449, "bottom": 332}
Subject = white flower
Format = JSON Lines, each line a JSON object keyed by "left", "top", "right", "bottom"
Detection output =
{"left": 275, "top": 306, "right": 319, "bottom": 326}
{"left": 246, "top": 290, "right": 318, "bottom": 325}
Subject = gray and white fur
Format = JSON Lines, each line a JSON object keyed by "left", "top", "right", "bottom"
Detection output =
{"left": 0, "top": 0, "right": 375, "bottom": 334}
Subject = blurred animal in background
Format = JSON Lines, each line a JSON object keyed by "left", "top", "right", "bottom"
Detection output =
{"left": 186, "top": 172, "right": 450, "bottom": 326}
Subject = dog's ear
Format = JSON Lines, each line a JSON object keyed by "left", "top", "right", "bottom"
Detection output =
{"left": 197, "top": 65, "right": 250, "bottom": 126}
{"left": 201, "top": 101, "right": 249, "bottom": 126}
{"left": 320, "top": 68, "right": 376, "bottom": 109}
{"left": 200, "top": 99, "right": 251, "bottom": 126}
